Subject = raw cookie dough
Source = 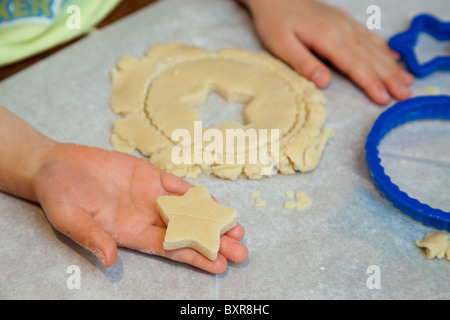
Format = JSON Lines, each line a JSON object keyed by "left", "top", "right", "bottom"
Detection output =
{"left": 283, "top": 201, "right": 296, "bottom": 209}
{"left": 294, "top": 191, "right": 312, "bottom": 210}
{"left": 156, "top": 184, "right": 236, "bottom": 260}
{"left": 251, "top": 190, "right": 265, "bottom": 207}
{"left": 110, "top": 43, "right": 332, "bottom": 180}
{"left": 415, "top": 231, "right": 450, "bottom": 261}
{"left": 251, "top": 190, "right": 261, "bottom": 197}
{"left": 424, "top": 86, "right": 439, "bottom": 95}
{"left": 254, "top": 199, "right": 266, "bottom": 207}
{"left": 286, "top": 190, "right": 294, "bottom": 198}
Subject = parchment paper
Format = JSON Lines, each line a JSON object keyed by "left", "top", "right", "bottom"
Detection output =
{"left": 0, "top": 0, "right": 449, "bottom": 299}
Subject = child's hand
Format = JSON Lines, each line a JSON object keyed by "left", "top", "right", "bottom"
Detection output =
{"left": 33, "top": 143, "right": 248, "bottom": 274}
{"left": 241, "top": 0, "right": 414, "bottom": 105}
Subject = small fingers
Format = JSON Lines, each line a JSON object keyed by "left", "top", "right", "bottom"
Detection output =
{"left": 117, "top": 223, "right": 248, "bottom": 275}
{"left": 167, "top": 248, "right": 231, "bottom": 275}
{"left": 351, "top": 27, "right": 414, "bottom": 102}
{"left": 218, "top": 233, "right": 249, "bottom": 264}
{"left": 268, "top": 30, "right": 332, "bottom": 88}
{"left": 295, "top": 19, "right": 414, "bottom": 105}
{"left": 225, "top": 222, "right": 245, "bottom": 241}
{"left": 312, "top": 33, "right": 413, "bottom": 105}
{"left": 163, "top": 234, "right": 248, "bottom": 274}
{"left": 310, "top": 35, "right": 391, "bottom": 104}
{"left": 357, "top": 25, "right": 401, "bottom": 61}
{"left": 363, "top": 39, "right": 414, "bottom": 100}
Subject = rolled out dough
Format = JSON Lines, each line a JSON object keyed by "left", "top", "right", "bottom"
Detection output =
{"left": 110, "top": 43, "right": 333, "bottom": 180}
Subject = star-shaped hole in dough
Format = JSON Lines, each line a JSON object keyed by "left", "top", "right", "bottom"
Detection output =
{"left": 156, "top": 184, "right": 237, "bottom": 260}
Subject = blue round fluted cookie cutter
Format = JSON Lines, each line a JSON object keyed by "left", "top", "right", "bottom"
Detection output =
{"left": 365, "top": 96, "right": 450, "bottom": 231}
{"left": 389, "top": 14, "right": 450, "bottom": 78}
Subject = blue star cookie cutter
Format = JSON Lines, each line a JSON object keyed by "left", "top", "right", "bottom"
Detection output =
{"left": 365, "top": 95, "right": 450, "bottom": 231}
{"left": 388, "top": 14, "right": 450, "bottom": 78}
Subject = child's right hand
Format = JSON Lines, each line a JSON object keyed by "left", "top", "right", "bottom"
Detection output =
{"left": 0, "top": 105, "right": 248, "bottom": 275}
{"left": 32, "top": 143, "right": 249, "bottom": 274}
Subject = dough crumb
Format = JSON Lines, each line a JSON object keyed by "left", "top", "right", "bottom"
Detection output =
{"left": 254, "top": 199, "right": 266, "bottom": 207}
{"left": 251, "top": 190, "right": 261, "bottom": 197}
{"left": 295, "top": 191, "right": 312, "bottom": 210}
{"left": 284, "top": 201, "right": 296, "bottom": 209}
{"left": 424, "top": 86, "right": 439, "bottom": 95}
{"left": 185, "top": 166, "right": 202, "bottom": 179}
{"left": 284, "top": 190, "right": 311, "bottom": 211}
{"left": 415, "top": 231, "right": 450, "bottom": 261}
{"left": 286, "top": 190, "right": 294, "bottom": 198}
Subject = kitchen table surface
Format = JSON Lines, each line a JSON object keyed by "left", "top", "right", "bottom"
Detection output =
{"left": 0, "top": 0, "right": 449, "bottom": 299}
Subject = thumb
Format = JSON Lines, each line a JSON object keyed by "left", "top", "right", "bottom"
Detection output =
{"left": 45, "top": 205, "right": 118, "bottom": 268}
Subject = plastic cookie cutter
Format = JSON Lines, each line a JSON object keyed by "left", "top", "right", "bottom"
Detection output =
{"left": 365, "top": 95, "right": 450, "bottom": 231}
{"left": 388, "top": 14, "right": 450, "bottom": 78}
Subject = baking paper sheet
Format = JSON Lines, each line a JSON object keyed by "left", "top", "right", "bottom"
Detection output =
{"left": 0, "top": 0, "right": 449, "bottom": 299}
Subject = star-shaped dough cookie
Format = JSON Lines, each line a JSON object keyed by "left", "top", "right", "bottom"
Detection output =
{"left": 156, "top": 184, "right": 237, "bottom": 260}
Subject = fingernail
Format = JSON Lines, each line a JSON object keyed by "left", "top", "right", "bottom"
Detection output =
{"left": 403, "top": 73, "right": 415, "bottom": 85}
{"left": 90, "top": 247, "right": 106, "bottom": 266}
{"left": 400, "top": 86, "right": 412, "bottom": 99}
{"left": 378, "top": 88, "right": 391, "bottom": 103}
{"left": 312, "top": 70, "right": 327, "bottom": 88}
{"left": 98, "top": 252, "right": 106, "bottom": 266}
{"left": 378, "top": 89, "right": 391, "bottom": 101}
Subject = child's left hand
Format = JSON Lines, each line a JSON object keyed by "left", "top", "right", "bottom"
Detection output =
{"left": 241, "top": 0, "right": 414, "bottom": 105}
